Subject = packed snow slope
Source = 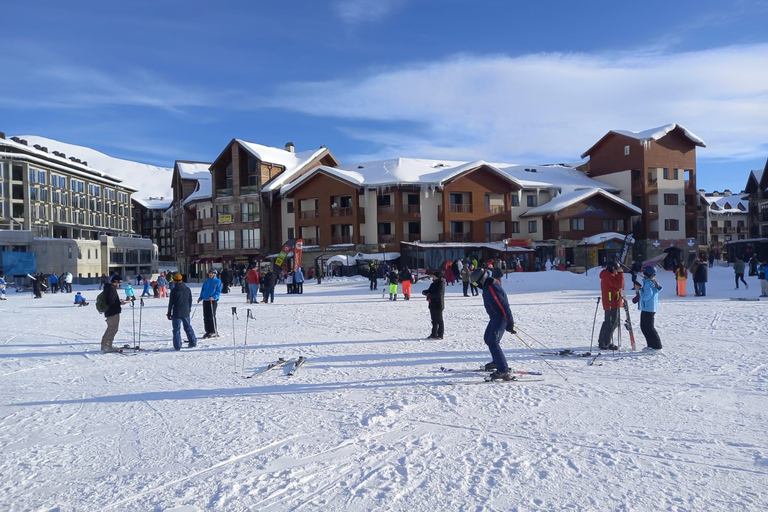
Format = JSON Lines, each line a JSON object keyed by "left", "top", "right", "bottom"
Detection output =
{"left": 1, "top": 266, "right": 767, "bottom": 511}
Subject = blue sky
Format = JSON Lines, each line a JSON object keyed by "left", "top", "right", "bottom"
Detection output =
{"left": 1, "top": 0, "right": 767, "bottom": 192}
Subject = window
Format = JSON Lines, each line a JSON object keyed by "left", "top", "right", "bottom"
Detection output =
{"left": 617, "top": 219, "right": 625, "bottom": 232}
{"left": 241, "top": 202, "right": 260, "bottom": 222}
{"left": 242, "top": 228, "right": 261, "bottom": 249}
{"left": 572, "top": 218, "right": 585, "bottom": 231}
{"left": 526, "top": 195, "right": 537, "bottom": 207}
{"left": 602, "top": 219, "right": 614, "bottom": 231}
{"left": 510, "top": 195, "right": 519, "bottom": 207}
{"left": 216, "top": 205, "right": 233, "bottom": 224}
{"left": 663, "top": 194, "right": 679, "bottom": 205}
{"left": 225, "top": 162, "right": 233, "bottom": 189}
{"left": 511, "top": 222, "right": 520, "bottom": 233}
{"left": 287, "top": 227, "right": 295, "bottom": 239}
{"left": 528, "top": 220, "right": 537, "bottom": 233}
{"left": 664, "top": 219, "right": 680, "bottom": 231}
{"left": 287, "top": 201, "right": 294, "bottom": 214}
{"left": 624, "top": 145, "right": 630, "bottom": 155}
{"left": 662, "top": 168, "right": 678, "bottom": 180}
{"left": 246, "top": 157, "right": 259, "bottom": 187}
{"left": 218, "top": 230, "right": 235, "bottom": 250}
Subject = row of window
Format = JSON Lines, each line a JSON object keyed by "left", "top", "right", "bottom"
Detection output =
{"left": 25, "top": 168, "right": 129, "bottom": 202}
{"left": 195, "top": 229, "right": 261, "bottom": 250}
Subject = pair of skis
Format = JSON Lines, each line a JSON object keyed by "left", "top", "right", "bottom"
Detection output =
{"left": 245, "top": 356, "right": 306, "bottom": 379}
{"left": 438, "top": 366, "right": 544, "bottom": 384}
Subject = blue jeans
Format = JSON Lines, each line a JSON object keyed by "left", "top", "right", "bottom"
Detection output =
{"left": 248, "top": 284, "right": 259, "bottom": 303}
{"left": 483, "top": 317, "right": 509, "bottom": 373}
{"left": 172, "top": 317, "right": 197, "bottom": 350}
{"left": 264, "top": 285, "right": 275, "bottom": 303}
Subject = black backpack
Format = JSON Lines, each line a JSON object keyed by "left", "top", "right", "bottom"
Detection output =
{"left": 96, "top": 290, "right": 108, "bottom": 313}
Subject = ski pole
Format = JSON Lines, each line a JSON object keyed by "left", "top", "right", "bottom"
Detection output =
{"left": 514, "top": 332, "right": 568, "bottom": 381}
{"left": 515, "top": 325, "right": 558, "bottom": 353}
{"left": 231, "top": 307, "right": 238, "bottom": 372}
{"left": 131, "top": 299, "right": 136, "bottom": 347}
{"left": 191, "top": 302, "right": 198, "bottom": 319}
{"left": 242, "top": 309, "right": 253, "bottom": 374}
{"left": 211, "top": 298, "right": 218, "bottom": 336}
{"left": 588, "top": 297, "right": 601, "bottom": 354}
{"left": 138, "top": 298, "right": 144, "bottom": 349}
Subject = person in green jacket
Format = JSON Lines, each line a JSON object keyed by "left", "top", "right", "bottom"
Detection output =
{"left": 733, "top": 257, "right": 748, "bottom": 290}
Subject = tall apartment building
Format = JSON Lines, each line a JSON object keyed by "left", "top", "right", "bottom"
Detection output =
{"left": 170, "top": 161, "right": 213, "bottom": 279}
{"left": 132, "top": 197, "right": 174, "bottom": 264}
{"left": 581, "top": 123, "right": 705, "bottom": 263}
{"left": 745, "top": 162, "right": 768, "bottom": 239}
{"left": 696, "top": 189, "right": 749, "bottom": 260}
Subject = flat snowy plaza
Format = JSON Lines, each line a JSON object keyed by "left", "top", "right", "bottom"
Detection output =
{"left": 1, "top": 266, "right": 767, "bottom": 512}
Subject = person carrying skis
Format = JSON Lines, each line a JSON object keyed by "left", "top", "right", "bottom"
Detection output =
{"left": 471, "top": 267, "right": 516, "bottom": 380}
{"left": 197, "top": 269, "right": 222, "bottom": 338}
{"left": 422, "top": 271, "right": 446, "bottom": 338}
{"left": 597, "top": 261, "right": 624, "bottom": 351}
{"left": 101, "top": 275, "right": 127, "bottom": 353}
{"left": 167, "top": 273, "right": 197, "bottom": 350}
{"left": 388, "top": 266, "right": 400, "bottom": 300}
{"left": 634, "top": 265, "right": 663, "bottom": 353}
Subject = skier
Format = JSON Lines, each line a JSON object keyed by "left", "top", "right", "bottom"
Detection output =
{"left": 469, "top": 267, "right": 516, "bottom": 380}
{"left": 399, "top": 266, "right": 414, "bottom": 300}
{"left": 31, "top": 273, "right": 44, "bottom": 299}
{"left": 634, "top": 265, "right": 663, "bottom": 353}
{"left": 124, "top": 283, "right": 136, "bottom": 302}
{"left": 388, "top": 266, "right": 400, "bottom": 300}
{"left": 421, "top": 271, "right": 445, "bottom": 339}
{"left": 140, "top": 278, "right": 152, "bottom": 298}
{"left": 197, "top": 269, "right": 222, "bottom": 338}
{"left": 167, "top": 273, "right": 197, "bottom": 350}
{"left": 157, "top": 273, "right": 168, "bottom": 298}
{"left": 100, "top": 275, "right": 127, "bottom": 353}
{"left": 596, "top": 261, "right": 624, "bottom": 350}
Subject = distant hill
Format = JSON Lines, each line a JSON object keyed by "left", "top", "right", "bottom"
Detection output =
{"left": 16, "top": 135, "right": 173, "bottom": 200}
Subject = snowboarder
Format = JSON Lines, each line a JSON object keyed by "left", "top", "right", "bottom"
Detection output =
{"left": 100, "top": 275, "right": 128, "bottom": 353}
{"left": 634, "top": 265, "right": 663, "bottom": 353}
{"left": 422, "top": 271, "right": 445, "bottom": 338}
{"left": 597, "top": 262, "right": 624, "bottom": 350}
{"left": 167, "top": 273, "right": 197, "bottom": 350}
{"left": 471, "top": 268, "right": 516, "bottom": 380}
{"left": 197, "top": 269, "right": 222, "bottom": 338}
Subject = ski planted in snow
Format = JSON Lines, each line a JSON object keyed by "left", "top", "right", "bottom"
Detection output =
{"left": 287, "top": 356, "right": 307, "bottom": 377}
{"left": 622, "top": 298, "right": 637, "bottom": 351}
{"left": 439, "top": 366, "right": 542, "bottom": 375}
{"left": 245, "top": 357, "right": 291, "bottom": 379}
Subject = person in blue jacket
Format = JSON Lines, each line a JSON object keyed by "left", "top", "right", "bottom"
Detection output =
{"left": 294, "top": 267, "right": 305, "bottom": 294}
{"left": 197, "top": 269, "right": 222, "bottom": 338}
{"left": 471, "top": 268, "right": 516, "bottom": 380}
{"left": 634, "top": 265, "right": 663, "bottom": 353}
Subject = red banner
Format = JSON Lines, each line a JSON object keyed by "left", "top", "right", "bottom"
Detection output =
{"left": 293, "top": 238, "right": 304, "bottom": 271}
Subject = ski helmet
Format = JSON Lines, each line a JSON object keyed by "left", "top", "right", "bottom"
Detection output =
{"left": 470, "top": 268, "right": 487, "bottom": 286}
{"left": 642, "top": 265, "right": 657, "bottom": 277}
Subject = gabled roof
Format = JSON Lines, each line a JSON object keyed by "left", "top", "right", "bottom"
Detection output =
{"left": 133, "top": 197, "right": 173, "bottom": 210}
{"left": 581, "top": 123, "right": 706, "bottom": 158}
{"left": 182, "top": 177, "right": 212, "bottom": 206}
{"left": 175, "top": 161, "right": 212, "bottom": 180}
{"left": 700, "top": 191, "right": 749, "bottom": 214}
{"left": 519, "top": 188, "right": 642, "bottom": 217}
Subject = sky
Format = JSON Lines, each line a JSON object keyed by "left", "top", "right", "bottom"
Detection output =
{"left": 1, "top": 0, "right": 767, "bottom": 193}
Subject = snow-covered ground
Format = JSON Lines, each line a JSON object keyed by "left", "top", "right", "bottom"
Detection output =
{"left": 1, "top": 266, "right": 767, "bottom": 511}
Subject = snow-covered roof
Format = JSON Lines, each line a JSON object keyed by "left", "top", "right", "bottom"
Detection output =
{"left": 176, "top": 162, "right": 211, "bottom": 180}
{"left": 133, "top": 197, "right": 173, "bottom": 210}
{"left": 402, "top": 241, "right": 534, "bottom": 252}
{"left": 326, "top": 252, "right": 401, "bottom": 265}
{"left": 182, "top": 177, "right": 212, "bottom": 206}
{"left": 520, "top": 188, "right": 642, "bottom": 217}
{"left": 700, "top": 192, "right": 749, "bottom": 214}
{"left": 581, "top": 123, "right": 706, "bottom": 158}
{"left": 235, "top": 140, "right": 334, "bottom": 192}
{"left": 280, "top": 158, "right": 616, "bottom": 196}
{"left": 578, "top": 232, "right": 630, "bottom": 245}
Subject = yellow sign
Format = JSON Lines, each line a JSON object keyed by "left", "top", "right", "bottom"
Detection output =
{"left": 218, "top": 214, "right": 233, "bottom": 223}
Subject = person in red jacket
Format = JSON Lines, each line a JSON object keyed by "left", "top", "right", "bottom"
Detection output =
{"left": 246, "top": 266, "right": 260, "bottom": 304}
{"left": 597, "top": 261, "right": 625, "bottom": 350}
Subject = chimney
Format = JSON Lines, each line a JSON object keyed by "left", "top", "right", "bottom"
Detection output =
{"left": 723, "top": 189, "right": 731, "bottom": 196}
{"left": 285, "top": 142, "right": 295, "bottom": 153}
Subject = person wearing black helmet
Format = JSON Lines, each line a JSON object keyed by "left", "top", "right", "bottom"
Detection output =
{"left": 471, "top": 267, "right": 516, "bottom": 380}
{"left": 198, "top": 269, "right": 222, "bottom": 338}
{"left": 422, "top": 271, "right": 446, "bottom": 339}
{"left": 634, "top": 265, "right": 663, "bottom": 352}
{"left": 597, "top": 261, "right": 624, "bottom": 350}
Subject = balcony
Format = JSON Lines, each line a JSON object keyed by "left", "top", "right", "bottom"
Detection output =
{"left": 724, "top": 226, "right": 736, "bottom": 234}
{"left": 438, "top": 204, "right": 473, "bottom": 214}
{"left": 646, "top": 206, "right": 659, "bottom": 218}
{"left": 439, "top": 232, "right": 472, "bottom": 242}
{"left": 646, "top": 178, "right": 658, "bottom": 189}
{"left": 485, "top": 233, "right": 506, "bottom": 242}
{"left": 240, "top": 185, "right": 259, "bottom": 195}
{"left": 403, "top": 233, "right": 421, "bottom": 242}
{"left": 403, "top": 204, "right": 421, "bottom": 215}
{"left": 191, "top": 242, "right": 216, "bottom": 254}
{"left": 485, "top": 205, "right": 508, "bottom": 215}
{"left": 331, "top": 235, "right": 353, "bottom": 245}
{"left": 378, "top": 205, "right": 395, "bottom": 216}
{"left": 711, "top": 227, "right": 723, "bottom": 234}
{"left": 300, "top": 209, "right": 319, "bottom": 220}
{"left": 331, "top": 207, "right": 353, "bottom": 217}
{"left": 378, "top": 234, "right": 395, "bottom": 244}
{"left": 190, "top": 218, "right": 214, "bottom": 230}
{"left": 302, "top": 237, "right": 318, "bottom": 246}
{"left": 216, "top": 188, "right": 233, "bottom": 198}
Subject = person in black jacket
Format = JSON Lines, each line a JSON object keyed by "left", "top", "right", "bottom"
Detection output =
{"left": 167, "top": 274, "right": 197, "bottom": 350}
{"left": 388, "top": 267, "right": 400, "bottom": 301}
{"left": 262, "top": 269, "right": 277, "bottom": 303}
{"left": 422, "top": 271, "right": 446, "bottom": 339}
{"left": 694, "top": 258, "right": 708, "bottom": 296}
{"left": 101, "top": 275, "right": 127, "bottom": 353}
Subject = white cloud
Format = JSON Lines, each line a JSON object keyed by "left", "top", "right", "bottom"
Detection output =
{"left": 333, "top": 0, "right": 409, "bottom": 25}
{"left": 268, "top": 44, "right": 768, "bottom": 164}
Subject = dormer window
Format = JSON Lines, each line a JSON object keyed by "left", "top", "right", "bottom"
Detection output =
{"left": 624, "top": 145, "right": 630, "bottom": 155}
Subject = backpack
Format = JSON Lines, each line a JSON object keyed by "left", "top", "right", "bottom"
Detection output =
{"left": 96, "top": 290, "right": 108, "bottom": 313}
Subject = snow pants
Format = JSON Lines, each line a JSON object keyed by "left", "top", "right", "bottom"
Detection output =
{"left": 101, "top": 314, "right": 120, "bottom": 351}
{"left": 640, "top": 311, "right": 662, "bottom": 350}
{"left": 429, "top": 306, "right": 444, "bottom": 338}
{"left": 172, "top": 317, "right": 197, "bottom": 350}
{"left": 676, "top": 278, "right": 686, "bottom": 297}
{"left": 401, "top": 280, "right": 412, "bottom": 299}
{"left": 760, "top": 279, "right": 768, "bottom": 296}
{"left": 202, "top": 300, "right": 218, "bottom": 336}
{"left": 483, "top": 316, "right": 510, "bottom": 373}
{"left": 597, "top": 308, "right": 620, "bottom": 349}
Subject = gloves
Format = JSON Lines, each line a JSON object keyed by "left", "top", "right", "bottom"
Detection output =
{"left": 421, "top": 290, "right": 428, "bottom": 296}
{"left": 506, "top": 323, "right": 516, "bottom": 334}
{"left": 167, "top": 314, "right": 172, "bottom": 320}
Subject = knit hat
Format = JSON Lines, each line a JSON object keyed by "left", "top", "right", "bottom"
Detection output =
{"left": 173, "top": 273, "right": 183, "bottom": 282}
{"left": 110, "top": 275, "right": 122, "bottom": 283}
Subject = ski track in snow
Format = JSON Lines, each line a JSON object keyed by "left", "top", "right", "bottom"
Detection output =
{"left": 1, "top": 268, "right": 767, "bottom": 511}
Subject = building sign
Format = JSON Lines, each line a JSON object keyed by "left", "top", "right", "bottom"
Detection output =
{"left": 218, "top": 214, "right": 233, "bottom": 224}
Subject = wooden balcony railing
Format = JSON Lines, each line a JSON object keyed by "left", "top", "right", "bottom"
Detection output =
{"left": 302, "top": 238, "right": 318, "bottom": 246}
{"left": 331, "top": 207, "right": 353, "bottom": 217}
{"left": 485, "top": 205, "right": 508, "bottom": 214}
{"left": 300, "top": 209, "right": 318, "bottom": 219}
{"left": 439, "top": 232, "right": 472, "bottom": 242}
{"left": 378, "top": 205, "right": 395, "bottom": 216}
{"left": 378, "top": 234, "right": 395, "bottom": 244}
{"left": 438, "top": 204, "right": 473, "bottom": 214}
{"left": 403, "top": 204, "right": 420, "bottom": 215}
{"left": 403, "top": 233, "right": 421, "bottom": 242}
{"left": 711, "top": 227, "right": 723, "bottom": 234}
{"left": 331, "top": 236, "right": 353, "bottom": 244}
